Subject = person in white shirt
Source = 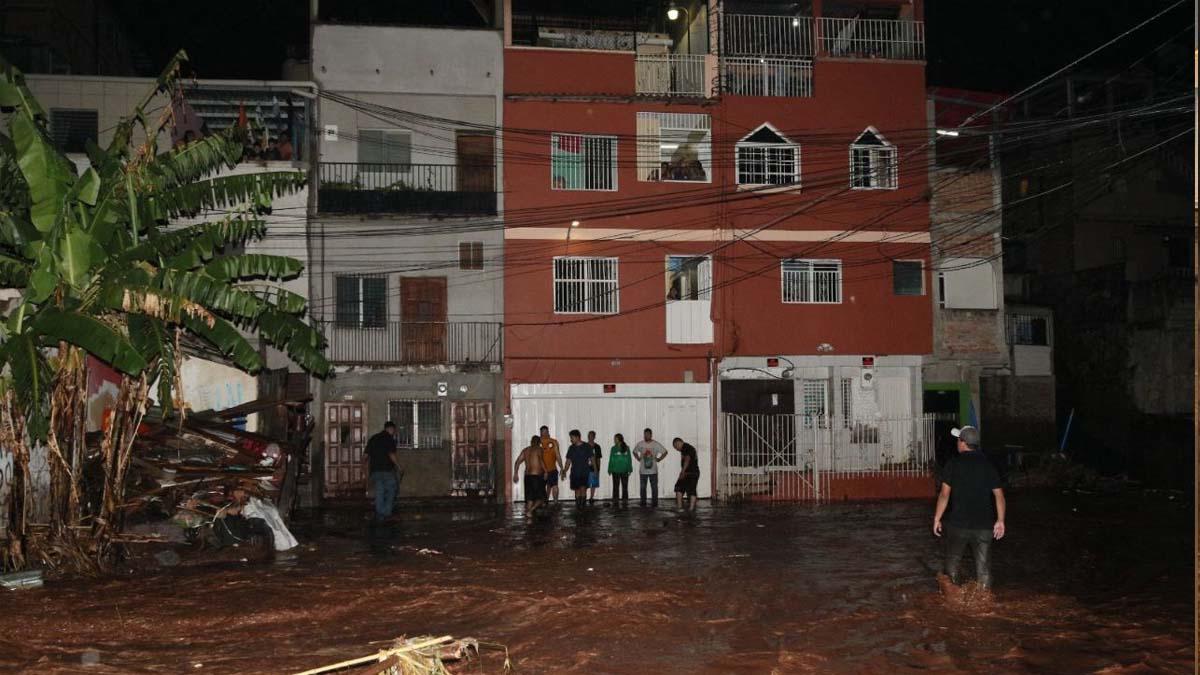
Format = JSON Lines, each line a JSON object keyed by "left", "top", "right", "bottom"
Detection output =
{"left": 632, "top": 428, "right": 669, "bottom": 508}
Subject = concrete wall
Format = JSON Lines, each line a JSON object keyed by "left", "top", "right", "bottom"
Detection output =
{"left": 980, "top": 375, "right": 1057, "bottom": 452}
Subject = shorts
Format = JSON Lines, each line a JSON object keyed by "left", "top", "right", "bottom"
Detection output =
{"left": 674, "top": 473, "right": 699, "bottom": 497}
{"left": 545, "top": 470, "right": 559, "bottom": 488}
{"left": 524, "top": 474, "right": 547, "bottom": 502}
{"left": 587, "top": 471, "right": 600, "bottom": 488}
{"left": 570, "top": 473, "right": 589, "bottom": 491}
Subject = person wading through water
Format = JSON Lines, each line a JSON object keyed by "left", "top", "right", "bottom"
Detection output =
{"left": 563, "top": 430, "right": 593, "bottom": 510}
{"left": 933, "top": 425, "right": 1006, "bottom": 591}
{"left": 540, "top": 425, "right": 563, "bottom": 503}
{"left": 514, "top": 435, "right": 547, "bottom": 516}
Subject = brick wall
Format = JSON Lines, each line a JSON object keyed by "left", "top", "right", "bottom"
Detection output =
{"left": 980, "top": 375, "right": 1057, "bottom": 452}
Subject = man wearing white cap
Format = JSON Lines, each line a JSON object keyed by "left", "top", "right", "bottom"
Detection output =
{"left": 932, "top": 425, "right": 1006, "bottom": 589}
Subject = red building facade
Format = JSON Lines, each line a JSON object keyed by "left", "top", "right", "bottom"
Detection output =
{"left": 502, "top": 0, "right": 932, "bottom": 501}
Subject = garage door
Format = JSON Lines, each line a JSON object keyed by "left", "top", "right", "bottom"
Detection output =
{"left": 510, "top": 383, "right": 712, "bottom": 501}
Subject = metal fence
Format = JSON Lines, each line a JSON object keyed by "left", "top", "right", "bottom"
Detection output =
{"left": 816, "top": 18, "right": 925, "bottom": 61}
{"left": 719, "top": 413, "right": 935, "bottom": 501}
{"left": 320, "top": 321, "right": 502, "bottom": 367}
{"left": 317, "top": 163, "right": 497, "bottom": 215}
{"left": 635, "top": 54, "right": 708, "bottom": 97}
{"left": 722, "top": 14, "right": 815, "bottom": 57}
{"left": 722, "top": 57, "right": 813, "bottom": 97}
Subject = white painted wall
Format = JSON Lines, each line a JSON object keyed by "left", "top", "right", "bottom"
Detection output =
{"left": 510, "top": 383, "right": 713, "bottom": 501}
{"left": 313, "top": 26, "right": 502, "bottom": 96}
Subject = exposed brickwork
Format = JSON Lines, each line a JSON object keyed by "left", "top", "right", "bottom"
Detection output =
{"left": 980, "top": 375, "right": 1057, "bottom": 451}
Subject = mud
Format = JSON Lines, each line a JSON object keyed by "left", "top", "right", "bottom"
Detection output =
{"left": 0, "top": 490, "right": 1192, "bottom": 674}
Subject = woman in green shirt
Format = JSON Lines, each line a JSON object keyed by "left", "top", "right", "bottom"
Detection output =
{"left": 608, "top": 433, "right": 633, "bottom": 505}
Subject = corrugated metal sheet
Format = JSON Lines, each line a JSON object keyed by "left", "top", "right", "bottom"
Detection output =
{"left": 510, "top": 383, "right": 712, "bottom": 501}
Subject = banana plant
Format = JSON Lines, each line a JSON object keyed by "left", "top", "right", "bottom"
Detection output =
{"left": 0, "top": 52, "right": 328, "bottom": 569}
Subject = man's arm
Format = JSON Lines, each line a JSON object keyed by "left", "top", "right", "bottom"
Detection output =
{"left": 933, "top": 482, "right": 951, "bottom": 536}
{"left": 388, "top": 450, "right": 399, "bottom": 470}
{"left": 992, "top": 488, "right": 1006, "bottom": 540}
{"left": 513, "top": 450, "right": 526, "bottom": 484}
{"left": 655, "top": 443, "right": 669, "bottom": 461}
{"left": 680, "top": 454, "right": 691, "bottom": 474}
{"left": 562, "top": 456, "right": 572, "bottom": 476}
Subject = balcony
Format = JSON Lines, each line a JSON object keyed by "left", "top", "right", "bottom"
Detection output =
{"left": 815, "top": 17, "right": 925, "bottom": 61}
{"left": 317, "top": 162, "right": 497, "bottom": 215}
{"left": 722, "top": 57, "right": 813, "bottom": 97}
{"left": 321, "top": 321, "right": 503, "bottom": 368}
{"left": 722, "top": 14, "right": 815, "bottom": 58}
{"left": 179, "top": 81, "right": 314, "bottom": 161}
{"left": 635, "top": 54, "right": 711, "bottom": 97}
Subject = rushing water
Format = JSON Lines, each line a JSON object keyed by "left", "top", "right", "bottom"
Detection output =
{"left": 0, "top": 490, "right": 1192, "bottom": 674}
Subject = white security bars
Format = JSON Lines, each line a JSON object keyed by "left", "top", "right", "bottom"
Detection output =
{"left": 736, "top": 124, "right": 800, "bottom": 186}
{"left": 781, "top": 259, "right": 842, "bottom": 304}
{"left": 722, "top": 57, "right": 813, "bottom": 97}
{"left": 553, "top": 257, "right": 619, "bottom": 314}
{"left": 816, "top": 17, "right": 926, "bottom": 61}
{"left": 635, "top": 54, "right": 707, "bottom": 97}
{"left": 849, "top": 127, "right": 898, "bottom": 190}
{"left": 636, "top": 112, "right": 712, "bottom": 182}
{"left": 551, "top": 133, "right": 618, "bottom": 191}
{"left": 722, "top": 14, "right": 815, "bottom": 57}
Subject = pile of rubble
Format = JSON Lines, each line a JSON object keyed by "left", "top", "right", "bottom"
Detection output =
{"left": 116, "top": 396, "right": 313, "bottom": 563}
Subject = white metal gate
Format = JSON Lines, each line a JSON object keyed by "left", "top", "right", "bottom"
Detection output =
{"left": 718, "top": 413, "right": 935, "bottom": 501}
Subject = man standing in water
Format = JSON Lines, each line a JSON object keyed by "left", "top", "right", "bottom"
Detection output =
{"left": 586, "top": 430, "right": 603, "bottom": 504}
{"left": 362, "top": 421, "right": 400, "bottom": 522}
{"left": 563, "top": 430, "right": 594, "bottom": 509}
{"left": 513, "top": 435, "right": 547, "bottom": 516}
{"left": 933, "top": 426, "right": 1006, "bottom": 590}
{"left": 672, "top": 437, "right": 701, "bottom": 512}
{"left": 633, "top": 428, "right": 669, "bottom": 507}
{"left": 540, "top": 425, "right": 563, "bottom": 502}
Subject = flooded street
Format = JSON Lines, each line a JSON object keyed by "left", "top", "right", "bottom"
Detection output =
{"left": 0, "top": 490, "right": 1192, "bottom": 674}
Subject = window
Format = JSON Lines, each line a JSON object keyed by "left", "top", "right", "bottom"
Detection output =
{"left": 666, "top": 255, "right": 712, "bottom": 301}
{"left": 736, "top": 124, "right": 800, "bottom": 187}
{"left": 551, "top": 133, "right": 617, "bottom": 191}
{"left": 50, "top": 108, "right": 98, "bottom": 153}
{"left": 335, "top": 275, "right": 387, "bottom": 328}
{"left": 849, "top": 127, "right": 897, "bottom": 190}
{"left": 388, "top": 400, "right": 443, "bottom": 449}
{"left": 781, "top": 259, "right": 842, "bottom": 304}
{"left": 357, "top": 129, "right": 412, "bottom": 167}
{"left": 892, "top": 260, "right": 923, "bottom": 296}
{"left": 801, "top": 379, "right": 829, "bottom": 429}
{"left": 936, "top": 257, "right": 997, "bottom": 309}
{"left": 553, "top": 257, "right": 619, "bottom": 314}
{"left": 637, "top": 112, "right": 711, "bottom": 183}
{"left": 1006, "top": 314, "right": 1049, "bottom": 346}
{"left": 459, "top": 242, "right": 484, "bottom": 270}
{"left": 840, "top": 377, "right": 854, "bottom": 428}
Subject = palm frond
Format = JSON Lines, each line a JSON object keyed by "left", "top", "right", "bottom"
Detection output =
{"left": 181, "top": 313, "right": 264, "bottom": 373}
{"left": 204, "top": 253, "right": 303, "bottom": 281}
{"left": 122, "top": 217, "right": 267, "bottom": 265}
{"left": 148, "top": 171, "right": 306, "bottom": 220}
{"left": 32, "top": 308, "right": 147, "bottom": 375}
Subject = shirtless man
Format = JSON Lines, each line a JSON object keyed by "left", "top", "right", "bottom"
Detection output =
{"left": 513, "top": 435, "right": 547, "bottom": 515}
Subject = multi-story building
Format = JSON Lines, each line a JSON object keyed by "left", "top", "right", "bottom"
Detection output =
{"left": 0, "top": 0, "right": 137, "bottom": 76}
{"left": 309, "top": 17, "right": 506, "bottom": 501}
{"left": 501, "top": 0, "right": 933, "bottom": 501}
{"left": 1001, "top": 70, "right": 1192, "bottom": 484}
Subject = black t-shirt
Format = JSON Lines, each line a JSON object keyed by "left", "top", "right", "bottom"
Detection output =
{"left": 943, "top": 451, "right": 1002, "bottom": 529}
{"left": 566, "top": 443, "right": 593, "bottom": 479}
{"left": 589, "top": 442, "right": 603, "bottom": 472}
{"left": 678, "top": 443, "right": 700, "bottom": 477}
{"left": 364, "top": 431, "right": 397, "bottom": 473}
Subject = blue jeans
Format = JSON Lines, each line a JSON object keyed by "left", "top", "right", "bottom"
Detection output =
{"left": 639, "top": 473, "right": 659, "bottom": 506}
{"left": 371, "top": 471, "right": 398, "bottom": 520}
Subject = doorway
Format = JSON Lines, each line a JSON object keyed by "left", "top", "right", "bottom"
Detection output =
{"left": 400, "top": 277, "right": 448, "bottom": 364}
{"left": 450, "top": 400, "right": 493, "bottom": 496}
{"left": 455, "top": 132, "right": 495, "bottom": 193}
{"left": 923, "top": 385, "right": 962, "bottom": 469}
{"left": 323, "top": 401, "right": 366, "bottom": 497}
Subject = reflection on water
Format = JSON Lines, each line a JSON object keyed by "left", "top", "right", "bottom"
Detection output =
{"left": 0, "top": 491, "right": 1191, "bottom": 674}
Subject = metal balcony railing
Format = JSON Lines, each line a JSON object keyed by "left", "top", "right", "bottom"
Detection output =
{"left": 320, "top": 321, "right": 503, "bottom": 367}
{"left": 722, "top": 57, "right": 813, "bottom": 97}
{"left": 635, "top": 54, "right": 708, "bottom": 97}
{"left": 816, "top": 17, "right": 925, "bottom": 61}
{"left": 722, "top": 14, "right": 815, "bottom": 58}
{"left": 317, "top": 163, "right": 497, "bottom": 215}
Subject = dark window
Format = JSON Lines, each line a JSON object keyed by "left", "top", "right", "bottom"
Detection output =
{"left": 459, "top": 242, "right": 484, "bottom": 270}
{"left": 335, "top": 275, "right": 387, "bottom": 328}
{"left": 893, "top": 261, "right": 923, "bottom": 295}
{"left": 50, "top": 108, "right": 98, "bottom": 153}
{"left": 1006, "top": 314, "right": 1049, "bottom": 346}
{"left": 388, "top": 400, "right": 443, "bottom": 449}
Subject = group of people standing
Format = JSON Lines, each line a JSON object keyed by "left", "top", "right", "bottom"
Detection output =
{"left": 514, "top": 426, "right": 701, "bottom": 515}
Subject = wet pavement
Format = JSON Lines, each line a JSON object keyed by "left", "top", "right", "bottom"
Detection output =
{"left": 0, "top": 490, "right": 1193, "bottom": 674}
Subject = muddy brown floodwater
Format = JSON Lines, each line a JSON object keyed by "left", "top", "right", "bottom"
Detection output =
{"left": 0, "top": 490, "right": 1193, "bottom": 674}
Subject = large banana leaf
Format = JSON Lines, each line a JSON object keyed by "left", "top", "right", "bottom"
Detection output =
{"left": 135, "top": 129, "right": 245, "bottom": 190}
{"left": 32, "top": 308, "right": 146, "bottom": 375}
{"left": 182, "top": 313, "right": 264, "bottom": 373}
{"left": 204, "top": 253, "right": 303, "bottom": 281}
{"left": 122, "top": 217, "right": 266, "bottom": 266}
{"left": 127, "top": 313, "right": 177, "bottom": 414}
{"left": 0, "top": 332, "right": 51, "bottom": 440}
{"left": 149, "top": 171, "right": 306, "bottom": 220}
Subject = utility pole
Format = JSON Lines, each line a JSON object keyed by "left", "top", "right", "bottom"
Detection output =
{"left": 1192, "top": 0, "right": 1198, "bottom": 643}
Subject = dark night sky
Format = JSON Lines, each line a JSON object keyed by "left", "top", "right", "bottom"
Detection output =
{"left": 112, "top": 0, "right": 1190, "bottom": 90}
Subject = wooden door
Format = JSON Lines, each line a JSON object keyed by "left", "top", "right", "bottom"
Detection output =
{"left": 401, "top": 277, "right": 448, "bottom": 364}
{"left": 323, "top": 401, "right": 366, "bottom": 497}
{"left": 450, "top": 401, "right": 493, "bottom": 495}
{"left": 455, "top": 132, "right": 495, "bottom": 193}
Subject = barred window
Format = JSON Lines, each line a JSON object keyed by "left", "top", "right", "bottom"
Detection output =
{"left": 736, "top": 124, "right": 799, "bottom": 187}
{"left": 636, "top": 112, "right": 711, "bottom": 183}
{"left": 551, "top": 133, "right": 617, "bottom": 191}
{"left": 553, "top": 257, "right": 619, "bottom": 314}
{"left": 801, "top": 379, "right": 829, "bottom": 429}
{"left": 335, "top": 275, "right": 387, "bottom": 328}
{"left": 459, "top": 242, "right": 484, "bottom": 270}
{"left": 388, "top": 400, "right": 443, "bottom": 449}
{"left": 849, "top": 127, "right": 898, "bottom": 190}
{"left": 781, "top": 259, "right": 842, "bottom": 304}
{"left": 840, "top": 377, "right": 854, "bottom": 428}
{"left": 50, "top": 108, "right": 98, "bottom": 153}
{"left": 1006, "top": 314, "right": 1049, "bottom": 346}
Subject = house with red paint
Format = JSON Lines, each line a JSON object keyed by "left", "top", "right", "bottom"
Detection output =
{"left": 501, "top": 0, "right": 935, "bottom": 501}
